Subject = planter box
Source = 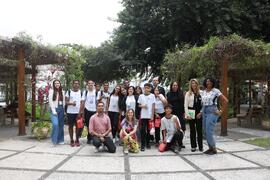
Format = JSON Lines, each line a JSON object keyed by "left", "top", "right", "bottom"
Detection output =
{"left": 261, "top": 120, "right": 270, "bottom": 130}
{"left": 33, "top": 127, "right": 50, "bottom": 140}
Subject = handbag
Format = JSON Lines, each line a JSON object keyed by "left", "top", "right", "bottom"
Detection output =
{"left": 154, "top": 117, "right": 161, "bottom": 128}
{"left": 76, "top": 117, "right": 84, "bottom": 129}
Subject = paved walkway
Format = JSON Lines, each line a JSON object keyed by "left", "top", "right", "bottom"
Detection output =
{"left": 0, "top": 125, "right": 270, "bottom": 180}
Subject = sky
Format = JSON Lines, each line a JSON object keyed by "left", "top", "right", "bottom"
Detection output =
{"left": 0, "top": 0, "right": 123, "bottom": 47}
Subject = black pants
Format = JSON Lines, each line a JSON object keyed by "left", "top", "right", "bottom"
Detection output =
{"left": 175, "top": 112, "right": 186, "bottom": 131}
{"left": 140, "top": 118, "right": 150, "bottom": 148}
{"left": 67, "top": 113, "right": 79, "bottom": 141}
{"left": 188, "top": 118, "right": 203, "bottom": 149}
{"left": 92, "top": 136, "right": 116, "bottom": 153}
{"left": 167, "top": 131, "right": 184, "bottom": 149}
{"left": 84, "top": 109, "right": 96, "bottom": 141}
{"left": 108, "top": 111, "right": 119, "bottom": 138}
{"left": 155, "top": 113, "right": 165, "bottom": 144}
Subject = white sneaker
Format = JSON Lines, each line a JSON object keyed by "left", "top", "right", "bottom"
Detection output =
{"left": 58, "top": 142, "right": 65, "bottom": 145}
{"left": 124, "top": 148, "right": 129, "bottom": 154}
{"left": 113, "top": 138, "right": 116, "bottom": 143}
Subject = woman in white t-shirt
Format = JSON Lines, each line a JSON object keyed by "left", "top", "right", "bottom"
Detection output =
{"left": 153, "top": 87, "right": 167, "bottom": 145}
{"left": 201, "top": 77, "right": 228, "bottom": 155}
{"left": 108, "top": 85, "right": 121, "bottom": 142}
{"left": 125, "top": 86, "right": 138, "bottom": 112}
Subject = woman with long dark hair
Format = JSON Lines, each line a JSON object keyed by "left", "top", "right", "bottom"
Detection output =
{"left": 108, "top": 85, "right": 121, "bottom": 143}
{"left": 48, "top": 80, "right": 65, "bottom": 146}
{"left": 201, "top": 77, "right": 228, "bottom": 155}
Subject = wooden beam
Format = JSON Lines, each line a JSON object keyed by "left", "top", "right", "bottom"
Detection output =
{"left": 17, "top": 47, "right": 26, "bottom": 136}
{"left": 220, "top": 57, "right": 228, "bottom": 136}
{"left": 31, "top": 65, "right": 36, "bottom": 122}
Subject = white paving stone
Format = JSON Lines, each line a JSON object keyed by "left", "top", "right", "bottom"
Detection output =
{"left": 131, "top": 173, "right": 208, "bottom": 180}
{"left": 0, "top": 140, "right": 35, "bottom": 151}
{"left": 0, "top": 150, "right": 16, "bottom": 159}
{"left": 0, "top": 152, "right": 67, "bottom": 170}
{"left": 26, "top": 143, "right": 79, "bottom": 155}
{"left": 58, "top": 156, "right": 124, "bottom": 173}
{"left": 209, "top": 169, "right": 270, "bottom": 180}
{"left": 76, "top": 145, "right": 123, "bottom": 156}
{"left": 129, "top": 156, "right": 195, "bottom": 173}
{"left": 185, "top": 153, "right": 259, "bottom": 170}
{"left": 217, "top": 141, "right": 263, "bottom": 152}
{"left": 47, "top": 173, "right": 125, "bottom": 180}
{"left": 233, "top": 150, "right": 270, "bottom": 166}
{"left": 0, "top": 169, "right": 45, "bottom": 180}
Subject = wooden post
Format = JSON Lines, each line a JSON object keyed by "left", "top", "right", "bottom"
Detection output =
{"left": 17, "top": 47, "right": 26, "bottom": 135}
{"left": 220, "top": 57, "right": 228, "bottom": 136}
{"left": 31, "top": 64, "right": 36, "bottom": 122}
{"left": 249, "top": 80, "right": 252, "bottom": 109}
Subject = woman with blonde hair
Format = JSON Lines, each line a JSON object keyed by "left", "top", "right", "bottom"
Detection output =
{"left": 184, "top": 79, "right": 203, "bottom": 152}
{"left": 120, "top": 109, "right": 139, "bottom": 154}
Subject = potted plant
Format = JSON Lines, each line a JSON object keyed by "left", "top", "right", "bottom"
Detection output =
{"left": 31, "top": 121, "right": 52, "bottom": 140}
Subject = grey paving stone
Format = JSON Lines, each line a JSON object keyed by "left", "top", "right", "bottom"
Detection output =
{"left": 129, "top": 148, "right": 175, "bottom": 157}
{"left": 0, "top": 169, "right": 45, "bottom": 180}
{"left": 47, "top": 173, "right": 125, "bottom": 180}
{"left": 0, "top": 140, "right": 35, "bottom": 151}
{"left": 26, "top": 143, "right": 79, "bottom": 155}
{"left": 0, "top": 150, "right": 16, "bottom": 159}
{"left": 233, "top": 150, "right": 270, "bottom": 166}
{"left": 209, "top": 169, "right": 270, "bottom": 180}
{"left": 58, "top": 156, "right": 124, "bottom": 173}
{"left": 217, "top": 141, "right": 263, "bottom": 152}
{"left": 131, "top": 172, "right": 209, "bottom": 180}
{"left": 0, "top": 152, "right": 67, "bottom": 170}
{"left": 76, "top": 145, "right": 123, "bottom": 156}
{"left": 129, "top": 156, "right": 195, "bottom": 173}
{"left": 185, "top": 153, "right": 259, "bottom": 170}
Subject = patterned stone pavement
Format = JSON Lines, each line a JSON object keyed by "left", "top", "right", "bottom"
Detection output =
{"left": 0, "top": 131, "right": 269, "bottom": 180}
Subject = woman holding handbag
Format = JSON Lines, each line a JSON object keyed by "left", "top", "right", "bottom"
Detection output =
{"left": 184, "top": 79, "right": 203, "bottom": 152}
{"left": 49, "top": 80, "right": 65, "bottom": 146}
{"left": 153, "top": 87, "right": 167, "bottom": 145}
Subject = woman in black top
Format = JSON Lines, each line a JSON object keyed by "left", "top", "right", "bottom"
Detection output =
{"left": 166, "top": 81, "right": 186, "bottom": 132}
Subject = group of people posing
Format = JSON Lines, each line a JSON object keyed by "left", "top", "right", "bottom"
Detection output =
{"left": 48, "top": 77, "right": 228, "bottom": 155}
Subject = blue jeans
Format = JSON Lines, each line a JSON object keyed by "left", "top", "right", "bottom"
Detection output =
{"left": 50, "top": 106, "right": 64, "bottom": 144}
{"left": 202, "top": 105, "right": 219, "bottom": 147}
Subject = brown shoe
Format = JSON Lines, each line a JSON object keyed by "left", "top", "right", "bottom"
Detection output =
{"left": 208, "top": 147, "right": 217, "bottom": 155}
{"left": 203, "top": 147, "right": 213, "bottom": 154}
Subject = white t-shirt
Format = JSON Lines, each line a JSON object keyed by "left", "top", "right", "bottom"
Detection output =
{"left": 126, "top": 95, "right": 136, "bottom": 111}
{"left": 138, "top": 93, "right": 155, "bottom": 119}
{"left": 82, "top": 90, "right": 96, "bottom": 112}
{"left": 97, "top": 90, "right": 110, "bottom": 110}
{"left": 201, "top": 88, "right": 222, "bottom": 106}
{"left": 155, "top": 94, "right": 165, "bottom": 114}
{"left": 108, "top": 95, "right": 119, "bottom": 112}
{"left": 65, "top": 90, "right": 82, "bottom": 114}
{"left": 161, "top": 115, "right": 181, "bottom": 143}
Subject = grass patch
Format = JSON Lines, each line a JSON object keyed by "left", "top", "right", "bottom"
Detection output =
{"left": 245, "top": 137, "right": 270, "bottom": 148}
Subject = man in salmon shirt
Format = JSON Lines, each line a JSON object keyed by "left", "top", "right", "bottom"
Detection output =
{"left": 89, "top": 102, "right": 116, "bottom": 153}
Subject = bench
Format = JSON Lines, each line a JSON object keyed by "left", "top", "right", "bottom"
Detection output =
{"left": 237, "top": 106, "right": 263, "bottom": 128}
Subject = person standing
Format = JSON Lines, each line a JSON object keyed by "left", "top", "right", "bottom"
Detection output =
{"left": 65, "top": 80, "right": 84, "bottom": 147}
{"left": 151, "top": 77, "right": 165, "bottom": 96}
{"left": 166, "top": 82, "right": 186, "bottom": 132}
{"left": 48, "top": 80, "right": 65, "bottom": 146}
{"left": 201, "top": 78, "right": 228, "bottom": 155}
{"left": 153, "top": 87, "right": 167, "bottom": 145}
{"left": 89, "top": 102, "right": 116, "bottom": 153}
{"left": 161, "top": 105, "right": 184, "bottom": 152}
{"left": 81, "top": 80, "right": 97, "bottom": 144}
{"left": 108, "top": 85, "right": 121, "bottom": 143}
{"left": 97, "top": 82, "right": 110, "bottom": 114}
{"left": 134, "top": 86, "right": 142, "bottom": 119}
{"left": 138, "top": 83, "right": 155, "bottom": 151}
{"left": 184, "top": 79, "right": 203, "bottom": 152}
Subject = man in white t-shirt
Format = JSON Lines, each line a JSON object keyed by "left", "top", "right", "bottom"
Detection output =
{"left": 65, "top": 80, "right": 84, "bottom": 147}
{"left": 81, "top": 80, "right": 97, "bottom": 144}
{"left": 138, "top": 83, "right": 155, "bottom": 151}
{"left": 97, "top": 82, "right": 110, "bottom": 113}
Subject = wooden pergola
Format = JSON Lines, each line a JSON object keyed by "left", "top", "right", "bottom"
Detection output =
{"left": 0, "top": 37, "right": 66, "bottom": 135}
